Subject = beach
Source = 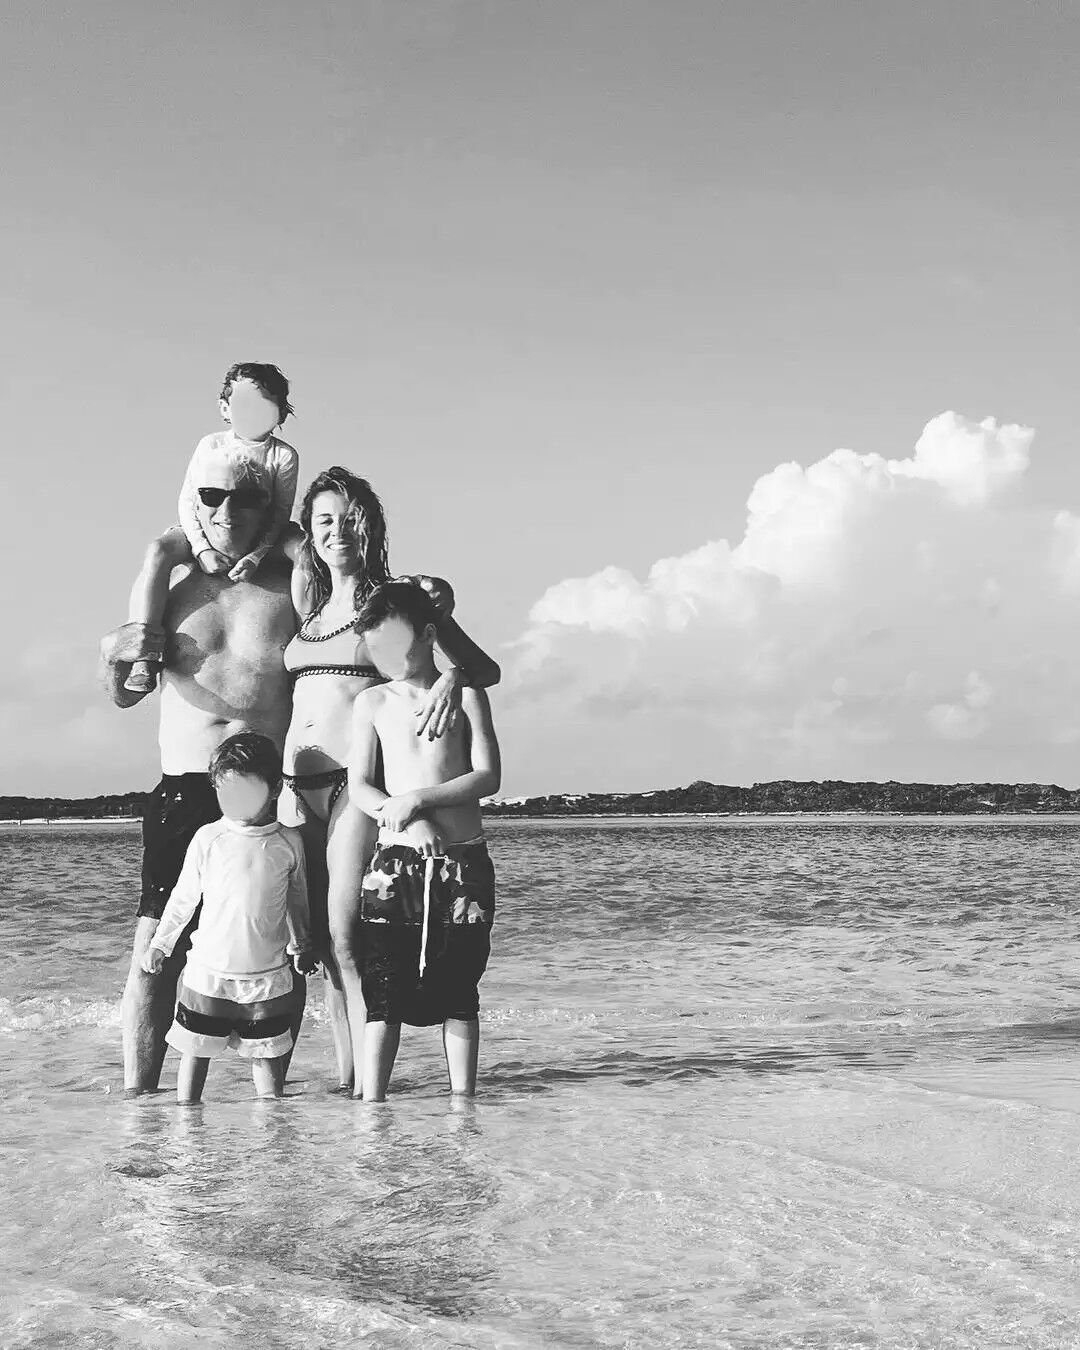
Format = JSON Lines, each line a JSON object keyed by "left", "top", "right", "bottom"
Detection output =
{"left": 5, "top": 815, "right": 1080, "bottom": 1348}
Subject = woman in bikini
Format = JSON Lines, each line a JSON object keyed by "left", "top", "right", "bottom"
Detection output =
{"left": 280, "top": 466, "right": 499, "bottom": 1092}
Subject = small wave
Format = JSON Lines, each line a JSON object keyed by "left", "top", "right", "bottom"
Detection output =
{"left": 481, "top": 1007, "right": 601, "bottom": 1026}
{"left": 0, "top": 996, "right": 122, "bottom": 1034}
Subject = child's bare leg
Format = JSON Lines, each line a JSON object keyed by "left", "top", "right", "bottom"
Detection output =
{"left": 251, "top": 1057, "right": 285, "bottom": 1099}
{"left": 361, "top": 1021, "right": 401, "bottom": 1102}
{"left": 176, "top": 1055, "right": 210, "bottom": 1104}
{"left": 443, "top": 1018, "right": 479, "bottom": 1096}
{"left": 126, "top": 527, "right": 194, "bottom": 692}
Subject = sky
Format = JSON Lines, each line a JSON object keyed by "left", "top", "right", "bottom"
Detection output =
{"left": 4, "top": 1, "right": 1080, "bottom": 797}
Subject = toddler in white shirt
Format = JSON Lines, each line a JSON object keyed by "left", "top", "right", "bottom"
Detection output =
{"left": 124, "top": 363, "right": 303, "bottom": 693}
{"left": 142, "top": 731, "right": 317, "bottom": 1102}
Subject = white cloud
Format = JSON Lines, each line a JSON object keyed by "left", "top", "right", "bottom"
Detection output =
{"left": 3, "top": 409, "right": 1074, "bottom": 800}
{"left": 887, "top": 412, "right": 1031, "bottom": 507}
{"left": 502, "top": 411, "right": 1080, "bottom": 792}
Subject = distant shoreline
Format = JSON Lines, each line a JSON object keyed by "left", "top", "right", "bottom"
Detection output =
{"left": 7, "top": 809, "right": 1080, "bottom": 827}
{"left": 5, "top": 778, "right": 1080, "bottom": 823}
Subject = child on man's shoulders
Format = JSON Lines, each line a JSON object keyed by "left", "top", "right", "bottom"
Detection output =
{"left": 125, "top": 362, "right": 310, "bottom": 694}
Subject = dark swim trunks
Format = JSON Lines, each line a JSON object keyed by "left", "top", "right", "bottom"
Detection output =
{"left": 138, "top": 773, "right": 221, "bottom": 919}
{"left": 360, "top": 838, "right": 496, "bottom": 1026}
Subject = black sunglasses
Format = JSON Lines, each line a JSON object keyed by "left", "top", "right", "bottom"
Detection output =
{"left": 197, "top": 486, "right": 268, "bottom": 509}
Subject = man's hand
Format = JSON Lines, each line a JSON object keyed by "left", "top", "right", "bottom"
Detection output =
{"left": 415, "top": 667, "right": 463, "bottom": 740}
{"left": 228, "top": 555, "right": 259, "bottom": 583}
{"left": 100, "top": 622, "right": 165, "bottom": 667}
{"left": 141, "top": 946, "right": 166, "bottom": 976}
{"left": 99, "top": 622, "right": 166, "bottom": 707}
{"left": 376, "top": 791, "right": 425, "bottom": 832}
{"left": 197, "top": 549, "right": 232, "bottom": 575}
{"left": 405, "top": 818, "right": 444, "bottom": 858}
{"left": 292, "top": 950, "right": 319, "bottom": 976}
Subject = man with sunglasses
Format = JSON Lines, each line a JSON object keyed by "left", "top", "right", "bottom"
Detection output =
{"left": 99, "top": 461, "right": 298, "bottom": 1093}
{"left": 196, "top": 483, "right": 267, "bottom": 510}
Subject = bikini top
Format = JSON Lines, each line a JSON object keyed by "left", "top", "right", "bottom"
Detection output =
{"left": 291, "top": 664, "right": 383, "bottom": 683}
{"left": 287, "top": 612, "right": 383, "bottom": 683}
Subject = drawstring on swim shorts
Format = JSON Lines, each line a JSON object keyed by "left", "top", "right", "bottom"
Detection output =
{"left": 418, "top": 856, "right": 434, "bottom": 977}
{"left": 375, "top": 829, "right": 486, "bottom": 980}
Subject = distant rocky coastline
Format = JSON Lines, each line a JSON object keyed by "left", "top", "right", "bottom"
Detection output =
{"left": 487, "top": 780, "right": 1080, "bottom": 816}
{"left": 1, "top": 793, "right": 146, "bottom": 821}
{"left": 5, "top": 780, "right": 1080, "bottom": 821}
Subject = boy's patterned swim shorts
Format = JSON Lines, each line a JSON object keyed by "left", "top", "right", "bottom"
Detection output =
{"left": 359, "top": 839, "right": 496, "bottom": 1026}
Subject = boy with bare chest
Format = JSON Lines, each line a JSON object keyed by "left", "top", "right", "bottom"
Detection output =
{"left": 348, "top": 582, "right": 501, "bottom": 1101}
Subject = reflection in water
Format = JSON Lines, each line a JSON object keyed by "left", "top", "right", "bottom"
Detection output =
{"left": 104, "top": 1090, "right": 500, "bottom": 1328}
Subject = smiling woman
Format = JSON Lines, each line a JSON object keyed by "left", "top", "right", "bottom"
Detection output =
{"left": 279, "top": 466, "right": 500, "bottom": 1093}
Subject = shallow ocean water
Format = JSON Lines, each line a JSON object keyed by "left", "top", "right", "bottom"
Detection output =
{"left": 5, "top": 816, "right": 1080, "bottom": 1348}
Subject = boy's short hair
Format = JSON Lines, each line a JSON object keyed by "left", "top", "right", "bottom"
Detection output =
{"left": 354, "top": 581, "right": 439, "bottom": 637}
{"left": 207, "top": 732, "right": 283, "bottom": 789}
{"left": 220, "top": 362, "right": 294, "bottom": 422}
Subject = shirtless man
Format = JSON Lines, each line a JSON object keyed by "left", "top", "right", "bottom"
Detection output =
{"left": 100, "top": 463, "right": 296, "bottom": 1093}
{"left": 347, "top": 581, "right": 501, "bottom": 1101}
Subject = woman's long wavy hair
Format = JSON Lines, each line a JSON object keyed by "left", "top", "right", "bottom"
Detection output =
{"left": 299, "top": 467, "right": 391, "bottom": 616}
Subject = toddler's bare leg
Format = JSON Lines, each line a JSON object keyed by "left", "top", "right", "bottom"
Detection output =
{"left": 443, "top": 1018, "right": 479, "bottom": 1096}
{"left": 361, "top": 1022, "right": 401, "bottom": 1102}
{"left": 126, "top": 527, "right": 194, "bottom": 692}
{"left": 176, "top": 1055, "right": 210, "bottom": 1103}
{"left": 251, "top": 1057, "right": 285, "bottom": 1099}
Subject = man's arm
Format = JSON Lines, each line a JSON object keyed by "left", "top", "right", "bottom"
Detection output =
{"left": 347, "top": 690, "right": 390, "bottom": 819}
{"left": 98, "top": 623, "right": 166, "bottom": 708}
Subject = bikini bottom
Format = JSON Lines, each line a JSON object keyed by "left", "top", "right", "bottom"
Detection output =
{"left": 282, "top": 767, "right": 348, "bottom": 820}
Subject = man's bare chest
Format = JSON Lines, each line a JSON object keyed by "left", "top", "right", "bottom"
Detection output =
{"left": 165, "top": 578, "right": 294, "bottom": 672}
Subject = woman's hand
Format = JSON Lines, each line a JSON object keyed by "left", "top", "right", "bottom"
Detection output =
{"left": 396, "top": 574, "right": 455, "bottom": 619}
{"left": 415, "top": 667, "right": 463, "bottom": 740}
{"left": 376, "top": 791, "right": 425, "bottom": 832}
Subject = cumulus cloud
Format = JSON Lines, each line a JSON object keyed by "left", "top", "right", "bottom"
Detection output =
{"left": 504, "top": 412, "right": 1080, "bottom": 792}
